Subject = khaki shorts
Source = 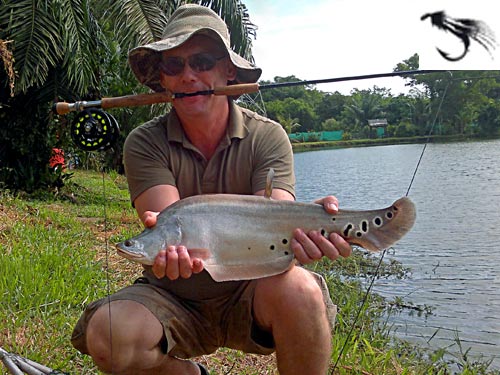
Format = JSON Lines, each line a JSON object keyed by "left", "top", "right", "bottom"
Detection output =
{"left": 71, "top": 270, "right": 336, "bottom": 359}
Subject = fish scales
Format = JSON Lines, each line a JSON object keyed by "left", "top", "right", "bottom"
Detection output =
{"left": 116, "top": 194, "right": 416, "bottom": 282}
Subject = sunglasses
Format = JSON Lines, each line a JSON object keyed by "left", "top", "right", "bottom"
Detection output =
{"left": 160, "top": 52, "right": 226, "bottom": 76}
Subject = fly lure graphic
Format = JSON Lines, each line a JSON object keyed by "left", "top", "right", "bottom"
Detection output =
{"left": 421, "top": 10, "right": 496, "bottom": 61}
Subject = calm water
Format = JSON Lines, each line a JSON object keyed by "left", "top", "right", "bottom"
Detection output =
{"left": 294, "top": 140, "right": 500, "bottom": 368}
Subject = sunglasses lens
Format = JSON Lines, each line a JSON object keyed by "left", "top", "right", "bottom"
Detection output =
{"left": 189, "top": 53, "right": 217, "bottom": 72}
{"left": 160, "top": 53, "right": 224, "bottom": 76}
{"left": 161, "top": 57, "right": 185, "bottom": 76}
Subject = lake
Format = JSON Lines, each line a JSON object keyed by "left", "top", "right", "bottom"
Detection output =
{"left": 293, "top": 139, "right": 500, "bottom": 368}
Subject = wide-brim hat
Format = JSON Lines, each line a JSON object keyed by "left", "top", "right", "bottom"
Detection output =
{"left": 128, "top": 4, "right": 262, "bottom": 92}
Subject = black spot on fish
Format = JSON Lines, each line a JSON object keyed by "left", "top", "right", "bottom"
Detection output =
{"left": 386, "top": 211, "right": 394, "bottom": 219}
{"left": 282, "top": 238, "right": 288, "bottom": 245}
{"left": 331, "top": 217, "right": 336, "bottom": 221}
{"left": 284, "top": 251, "right": 289, "bottom": 255}
{"left": 270, "top": 245, "right": 275, "bottom": 250}
{"left": 343, "top": 224, "right": 353, "bottom": 237}
{"left": 356, "top": 231, "right": 363, "bottom": 238}
{"left": 248, "top": 247, "right": 251, "bottom": 250}
{"left": 361, "top": 220, "right": 368, "bottom": 232}
{"left": 393, "top": 205, "right": 398, "bottom": 211}
{"left": 373, "top": 217, "right": 383, "bottom": 227}
{"left": 320, "top": 229, "right": 326, "bottom": 236}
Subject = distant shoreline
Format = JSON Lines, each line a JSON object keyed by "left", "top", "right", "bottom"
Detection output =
{"left": 291, "top": 134, "right": 499, "bottom": 152}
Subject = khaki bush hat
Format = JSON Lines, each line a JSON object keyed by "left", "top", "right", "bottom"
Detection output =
{"left": 128, "top": 4, "right": 262, "bottom": 92}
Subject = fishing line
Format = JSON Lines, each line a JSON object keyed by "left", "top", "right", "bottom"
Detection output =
{"left": 330, "top": 248, "right": 388, "bottom": 373}
{"left": 406, "top": 74, "right": 452, "bottom": 197}
{"left": 100, "top": 160, "right": 114, "bottom": 375}
{"left": 329, "top": 73, "right": 453, "bottom": 375}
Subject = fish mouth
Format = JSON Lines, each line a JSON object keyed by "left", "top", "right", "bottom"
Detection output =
{"left": 116, "top": 245, "right": 145, "bottom": 259}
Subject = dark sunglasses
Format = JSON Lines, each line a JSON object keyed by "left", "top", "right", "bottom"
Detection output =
{"left": 160, "top": 52, "right": 226, "bottom": 76}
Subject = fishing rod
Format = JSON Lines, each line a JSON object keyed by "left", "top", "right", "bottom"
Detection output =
{"left": 53, "top": 69, "right": 446, "bottom": 152}
{"left": 53, "top": 69, "right": 445, "bottom": 115}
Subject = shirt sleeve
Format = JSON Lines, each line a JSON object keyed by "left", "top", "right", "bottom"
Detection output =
{"left": 251, "top": 122, "right": 296, "bottom": 198}
{"left": 123, "top": 117, "right": 176, "bottom": 204}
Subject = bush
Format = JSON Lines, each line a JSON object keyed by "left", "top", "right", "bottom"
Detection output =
{"left": 0, "top": 88, "right": 71, "bottom": 192}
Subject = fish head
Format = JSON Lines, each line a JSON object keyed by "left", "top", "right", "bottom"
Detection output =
{"left": 115, "top": 229, "right": 158, "bottom": 265}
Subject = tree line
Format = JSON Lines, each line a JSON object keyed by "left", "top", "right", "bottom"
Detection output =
{"left": 242, "top": 55, "right": 500, "bottom": 141}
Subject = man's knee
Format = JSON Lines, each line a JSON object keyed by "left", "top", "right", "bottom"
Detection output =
{"left": 85, "top": 300, "right": 164, "bottom": 373}
{"left": 254, "top": 267, "right": 327, "bottom": 323}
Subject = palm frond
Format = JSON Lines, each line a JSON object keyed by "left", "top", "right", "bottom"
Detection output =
{"left": 195, "top": 0, "right": 258, "bottom": 61}
{"left": 0, "top": 39, "right": 15, "bottom": 96}
{"left": 104, "top": 0, "right": 170, "bottom": 50}
{"left": 59, "top": 0, "right": 102, "bottom": 93}
{"left": 0, "top": 0, "right": 64, "bottom": 93}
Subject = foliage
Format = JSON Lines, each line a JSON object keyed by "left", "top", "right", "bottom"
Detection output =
{"left": 0, "top": 0, "right": 258, "bottom": 193}
{"left": 0, "top": 38, "right": 15, "bottom": 96}
{"left": 0, "top": 86, "right": 73, "bottom": 192}
{"left": 259, "top": 67, "right": 500, "bottom": 141}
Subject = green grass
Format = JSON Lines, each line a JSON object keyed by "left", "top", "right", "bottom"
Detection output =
{"left": 1, "top": 170, "right": 498, "bottom": 374}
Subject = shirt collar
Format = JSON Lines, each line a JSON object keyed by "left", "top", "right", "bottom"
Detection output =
{"left": 166, "top": 101, "right": 249, "bottom": 147}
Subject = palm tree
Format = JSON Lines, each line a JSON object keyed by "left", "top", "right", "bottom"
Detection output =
{"left": 277, "top": 114, "right": 300, "bottom": 134}
{"left": 0, "top": 0, "right": 257, "bottom": 191}
{"left": 346, "top": 89, "right": 384, "bottom": 126}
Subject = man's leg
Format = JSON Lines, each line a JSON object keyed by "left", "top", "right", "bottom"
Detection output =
{"left": 253, "top": 266, "right": 333, "bottom": 375}
{"left": 85, "top": 300, "right": 201, "bottom": 375}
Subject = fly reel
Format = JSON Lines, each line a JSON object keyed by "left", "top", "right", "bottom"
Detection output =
{"left": 71, "top": 108, "right": 119, "bottom": 151}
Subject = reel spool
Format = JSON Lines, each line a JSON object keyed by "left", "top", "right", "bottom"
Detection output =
{"left": 71, "top": 108, "right": 119, "bottom": 151}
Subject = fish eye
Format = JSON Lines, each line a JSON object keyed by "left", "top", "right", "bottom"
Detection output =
{"left": 124, "top": 240, "right": 133, "bottom": 247}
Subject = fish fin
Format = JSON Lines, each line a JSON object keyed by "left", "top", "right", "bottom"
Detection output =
{"left": 203, "top": 255, "right": 294, "bottom": 282}
{"left": 264, "top": 168, "right": 275, "bottom": 199}
{"left": 187, "top": 248, "right": 211, "bottom": 261}
{"left": 345, "top": 197, "right": 416, "bottom": 252}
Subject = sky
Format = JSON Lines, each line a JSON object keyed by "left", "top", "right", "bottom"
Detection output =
{"left": 243, "top": 0, "right": 500, "bottom": 95}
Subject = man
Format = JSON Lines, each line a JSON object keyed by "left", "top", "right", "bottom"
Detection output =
{"left": 71, "top": 4, "right": 351, "bottom": 375}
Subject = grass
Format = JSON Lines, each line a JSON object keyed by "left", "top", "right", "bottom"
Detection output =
{"left": 1, "top": 169, "right": 499, "bottom": 375}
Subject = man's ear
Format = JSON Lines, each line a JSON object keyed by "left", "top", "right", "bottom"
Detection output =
{"left": 226, "top": 62, "right": 237, "bottom": 81}
{"left": 159, "top": 70, "right": 169, "bottom": 90}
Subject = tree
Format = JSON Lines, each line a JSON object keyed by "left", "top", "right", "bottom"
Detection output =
{"left": 344, "top": 88, "right": 385, "bottom": 126}
{"left": 277, "top": 114, "right": 300, "bottom": 134}
{"left": 394, "top": 53, "right": 420, "bottom": 88}
{"left": 1, "top": 0, "right": 103, "bottom": 192}
{"left": 316, "top": 91, "right": 347, "bottom": 124}
{"left": 0, "top": 0, "right": 257, "bottom": 192}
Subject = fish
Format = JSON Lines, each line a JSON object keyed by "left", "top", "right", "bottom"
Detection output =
{"left": 116, "top": 170, "right": 416, "bottom": 282}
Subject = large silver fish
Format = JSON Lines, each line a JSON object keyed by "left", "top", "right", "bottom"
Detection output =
{"left": 116, "top": 184, "right": 416, "bottom": 282}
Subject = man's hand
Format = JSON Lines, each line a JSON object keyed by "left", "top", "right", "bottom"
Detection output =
{"left": 152, "top": 245, "right": 204, "bottom": 280}
{"left": 291, "top": 196, "right": 352, "bottom": 264}
{"left": 141, "top": 210, "right": 205, "bottom": 280}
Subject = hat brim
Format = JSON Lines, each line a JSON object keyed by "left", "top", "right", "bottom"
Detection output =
{"left": 128, "top": 28, "right": 262, "bottom": 92}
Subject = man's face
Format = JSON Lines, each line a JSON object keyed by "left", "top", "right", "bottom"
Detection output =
{"left": 159, "top": 35, "right": 236, "bottom": 115}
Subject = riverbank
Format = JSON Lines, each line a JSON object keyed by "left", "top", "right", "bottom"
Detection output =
{"left": 291, "top": 134, "right": 491, "bottom": 152}
{"left": 1, "top": 170, "right": 498, "bottom": 374}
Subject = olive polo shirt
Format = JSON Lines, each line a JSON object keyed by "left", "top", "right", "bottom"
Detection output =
{"left": 123, "top": 101, "right": 295, "bottom": 204}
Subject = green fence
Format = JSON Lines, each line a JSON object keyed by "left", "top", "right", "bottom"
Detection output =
{"left": 289, "top": 130, "right": 343, "bottom": 142}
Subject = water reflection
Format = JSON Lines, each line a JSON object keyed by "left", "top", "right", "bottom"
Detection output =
{"left": 294, "top": 140, "right": 500, "bottom": 368}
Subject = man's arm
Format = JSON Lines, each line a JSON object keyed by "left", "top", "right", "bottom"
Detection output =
{"left": 134, "top": 184, "right": 180, "bottom": 226}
